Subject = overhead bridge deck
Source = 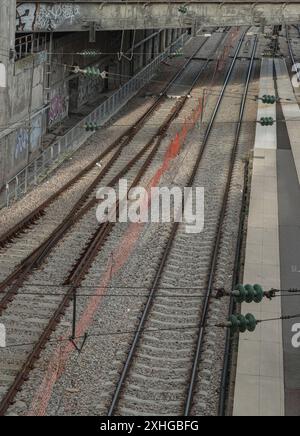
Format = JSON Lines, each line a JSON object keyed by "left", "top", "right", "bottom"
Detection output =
{"left": 16, "top": 1, "right": 300, "bottom": 32}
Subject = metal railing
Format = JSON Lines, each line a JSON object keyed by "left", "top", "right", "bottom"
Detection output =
{"left": 2, "top": 33, "right": 188, "bottom": 208}
{"left": 15, "top": 34, "right": 47, "bottom": 60}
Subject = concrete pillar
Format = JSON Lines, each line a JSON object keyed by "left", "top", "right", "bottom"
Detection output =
{"left": 0, "top": 0, "right": 15, "bottom": 190}
{"left": 0, "top": 0, "right": 15, "bottom": 128}
{"left": 160, "top": 30, "right": 166, "bottom": 52}
{"left": 171, "top": 29, "right": 175, "bottom": 43}
{"left": 120, "top": 30, "right": 132, "bottom": 84}
{"left": 145, "top": 30, "right": 153, "bottom": 65}
{"left": 117, "top": 58, "right": 122, "bottom": 86}
{"left": 165, "top": 30, "right": 169, "bottom": 50}
{"left": 153, "top": 33, "right": 160, "bottom": 58}
{"left": 145, "top": 40, "right": 150, "bottom": 65}
{"left": 139, "top": 44, "right": 144, "bottom": 70}
{"left": 167, "top": 29, "right": 172, "bottom": 47}
{"left": 133, "top": 45, "right": 142, "bottom": 74}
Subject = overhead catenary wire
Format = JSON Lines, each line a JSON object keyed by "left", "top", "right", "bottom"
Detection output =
{"left": 0, "top": 291, "right": 211, "bottom": 298}
{"left": 3, "top": 291, "right": 300, "bottom": 298}
{"left": 1, "top": 42, "right": 299, "bottom": 133}
{"left": 4, "top": 282, "right": 300, "bottom": 293}
{"left": 117, "top": 10, "right": 126, "bottom": 62}
{"left": 3, "top": 50, "right": 262, "bottom": 58}
{"left": 3, "top": 282, "right": 222, "bottom": 290}
{"left": 1, "top": 55, "right": 298, "bottom": 131}
{"left": 0, "top": 25, "right": 298, "bottom": 408}
{"left": 2, "top": 38, "right": 299, "bottom": 57}
{"left": 117, "top": 0, "right": 137, "bottom": 62}
{"left": 2, "top": 117, "right": 300, "bottom": 131}
{"left": 0, "top": 25, "right": 298, "bottom": 59}
{"left": 0, "top": 49, "right": 207, "bottom": 57}
{"left": 0, "top": 326, "right": 207, "bottom": 350}
{"left": 2, "top": 312, "right": 300, "bottom": 351}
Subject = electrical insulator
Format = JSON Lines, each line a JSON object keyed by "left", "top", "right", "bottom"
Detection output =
{"left": 261, "top": 94, "right": 276, "bottom": 104}
{"left": 260, "top": 116, "right": 274, "bottom": 126}
{"left": 78, "top": 50, "right": 100, "bottom": 57}
{"left": 178, "top": 6, "right": 188, "bottom": 14}
{"left": 228, "top": 313, "right": 257, "bottom": 333}
{"left": 84, "top": 67, "right": 101, "bottom": 78}
{"left": 232, "top": 284, "right": 264, "bottom": 304}
{"left": 171, "top": 49, "right": 183, "bottom": 57}
{"left": 84, "top": 122, "right": 100, "bottom": 132}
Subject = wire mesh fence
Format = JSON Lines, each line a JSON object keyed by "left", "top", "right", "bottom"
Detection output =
{"left": 2, "top": 33, "right": 188, "bottom": 208}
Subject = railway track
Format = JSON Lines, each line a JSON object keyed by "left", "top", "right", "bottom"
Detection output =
{"left": 0, "top": 32, "right": 230, "bottom": 302}
{"left": 0, "top": 31, "right": 228, "bottom": 416}
{"left": 188, "top": 35, "right": 258, "bottom": 417}
{"left": 105, "top": 31, "right": 258, "bottom": 416}
{"left": 0, "top": 36, "right": 209, "bottom": 257}
{"left": 1, "top": 33, "right": 224, "bottom": 249}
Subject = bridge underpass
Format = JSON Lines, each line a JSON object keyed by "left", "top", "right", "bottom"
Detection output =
{"left": 16, "top": 1, "right": 300, "bottom": 32}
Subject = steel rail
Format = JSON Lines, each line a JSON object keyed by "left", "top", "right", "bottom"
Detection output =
{"left": 217, "top": 35, "right": 259, "bottom": 414}
{"left": 0, "top": 36, "right": 214, "bottom": 309}
{"left": 184, "top": 34, "right": 257, "bottom": 416}
{"left": 107, "top": 30, "right": 248, "bottom": 416}
{"left": 0, "top": 63, "right": 208, "bottom": 417}
{"left": 218, "top": 35, "right": 258, "bottom": 417}
{"left": 218, "top": 161, "right": 250, "bottom": 416}
{"left": 0, "top": 35, "right": 217, "bottom": 416}
{"left": 64, "top": 91, "right": 200, "bottom": 286}
{"left": 0, "top": 36, "right": 209, "bottom": 250}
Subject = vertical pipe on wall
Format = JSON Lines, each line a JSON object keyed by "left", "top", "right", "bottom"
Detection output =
{"left": 0, "top": 0, "right": 16, "bottom": 191}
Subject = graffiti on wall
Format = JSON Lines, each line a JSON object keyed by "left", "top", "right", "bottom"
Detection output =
{"left": 30, "top": 114, "right": 43, "bottom": 152}
{"left": 16, "top": 3, "right": 80, "bottom": 32}
{"left": 49, "top": 95, "right": 68, "bottom": 127}
{"left": 16, "top": 4, "right": 35, "bottom": 32}
{"left": 15, "top": 128, "right": 29, "bottom": 160}
{"left": 78, "top": 76, "right": 104, "bottom": 108}
{"left": 37, "top": 4, "right": 80, "bottom": 30}
{"left": 13, "top": 113, "right": 45, "bottom": 163}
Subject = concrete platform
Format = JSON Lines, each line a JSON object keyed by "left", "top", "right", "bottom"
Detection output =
{"left": 275, "top": 58, "right": 300, "bottom": 416}
{"left": 275, "top": 58, "right": 300, "bottom": 184}
{"left": 254, "top": 59, "right": 277, "bottom": 150}
{"left": 234, "top": 56, "right": 300, "bottom": 416}
{"left": 233, "top": 58, "right": 284, "bottom": 416}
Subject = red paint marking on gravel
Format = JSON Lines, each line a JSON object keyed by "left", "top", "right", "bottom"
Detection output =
{"left": 27, "top": 89, "right": 205, "bottom": 416}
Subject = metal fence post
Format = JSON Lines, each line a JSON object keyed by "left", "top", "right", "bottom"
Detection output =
{"left": 24, "top": 167, "right": 28, "bottom": 194}
{"left": 15, "top": 176, "right": 19, "bottom": 201}
{"left": 6, "top": 184, "right": 9, "bottom": 208}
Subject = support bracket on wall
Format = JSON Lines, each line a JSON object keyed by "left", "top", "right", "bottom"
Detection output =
{"left": 89, "top": 22, "right": 96, "bottom": 43}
